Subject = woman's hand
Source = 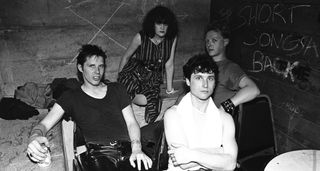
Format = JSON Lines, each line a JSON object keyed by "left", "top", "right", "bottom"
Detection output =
{"left": 166, "top": 88, "right": 179, "bottom": 95}
{"left": 27, "top": 135, "right": 50, "bottom": 163}
{"left": 129, "top": 150, "right": 153, "bottom": 170}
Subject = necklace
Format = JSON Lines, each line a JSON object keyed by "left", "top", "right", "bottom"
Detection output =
{"left": 152, "top": 37, "right": 163, "bottom": 45}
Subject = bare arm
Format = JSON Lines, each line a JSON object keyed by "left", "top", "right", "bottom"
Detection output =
{"left": 230, "top": 76, "right": 260, "bottom": 107}
{"left": 122, "top": 105, "right": 152, "bottom": 170}
{"left": 169, "top": 110, "right": 238, "bottom": 171}
{"left": 164, "top": 106, "right": 201, "bottom": 170}
{"left": 165, "top": 37, "right": 177, "bottom": 92}
{"left": 193, "top": 112, "right": 238, "bottom": 170}
{"left": 27, "top": 103, "right": 65, "bottom": 162}
{"left": 164, "top": 106, "right": 186, "bottom": 146}
{"left": 118, "top": 33, "right": 141, "bottom": 73}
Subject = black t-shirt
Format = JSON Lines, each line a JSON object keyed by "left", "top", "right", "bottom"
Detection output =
{"left": 57, "top": 82, "right": 131, "bottom": 145}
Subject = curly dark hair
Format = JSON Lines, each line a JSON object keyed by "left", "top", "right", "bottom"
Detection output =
{"left": 76, "top": 44, "right": 107, "bottom": 83}
{"left": 183, "top": 53, "right": 218, "bottom": 82}
{"left": 142, "top": 5, "right": 178, "bottom": 39}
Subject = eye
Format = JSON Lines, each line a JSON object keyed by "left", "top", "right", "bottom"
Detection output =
{"left": 208, "top": 76, "right": 215, "bottom": 81}
{"left": 194, "top": 76, "right": 201, "bottom": 80}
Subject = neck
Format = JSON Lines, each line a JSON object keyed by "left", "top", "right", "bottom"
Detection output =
{"left": 190, "top": 93, "right": 210, "bottom": 113}
{"left": 153, "top": 35, "right": 164, "bottom": 43}
{"left": 211, "top": 53, "right": 227, "bottom": 62}
{"left": 81, "top": 82, "right": 107, "bottom": 98}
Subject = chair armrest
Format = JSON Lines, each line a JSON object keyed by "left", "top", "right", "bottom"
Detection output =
{"left": 62, "top": 119, "right": 75, "bottom": 171}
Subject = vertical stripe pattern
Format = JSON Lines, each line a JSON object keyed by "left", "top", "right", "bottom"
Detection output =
{"left": 118, "top": 31, "right": 174, "bottom": 123}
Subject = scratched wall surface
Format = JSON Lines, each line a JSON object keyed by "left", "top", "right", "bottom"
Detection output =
{"left": 0, "top": 0, "right": 210, "bottom": 96}
{"left": 211, "top": 0, "right": 320, "bottom": 153}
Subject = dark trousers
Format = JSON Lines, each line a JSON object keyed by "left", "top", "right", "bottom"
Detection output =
{"left": 76, "top": 121, "right": 166, "bottom": 171}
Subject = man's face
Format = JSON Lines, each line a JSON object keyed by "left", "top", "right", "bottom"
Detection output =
{"left": 154, "top": 23, "right": 168, "bottom": 38}
{"left": 205, "top": 30, "right": 228, "bottom": 57}
{"left": 186, "top": 72, "right": 215, "bottom": 101}
{"left": 78, "top": 55, "right": 105, "bottom": 86}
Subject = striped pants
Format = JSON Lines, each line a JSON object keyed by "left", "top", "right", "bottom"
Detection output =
{"left": 118, "top": 68, "right": 162, "bottom": 123}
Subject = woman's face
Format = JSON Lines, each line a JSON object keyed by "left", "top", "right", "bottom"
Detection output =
{"left": 154, "top": 23, "right": 168, "bottom": 38}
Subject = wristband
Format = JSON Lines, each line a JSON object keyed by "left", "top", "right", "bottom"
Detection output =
{"left": 131, "top": 140, "right": 142, "bottom": 149}
{"left": 166, "top": 88, "right": 175, "bottom": 95}
{"left": 30, "top": 124, "right": 47, "bottom": 137}
{"left": 221, "top": 99, "right": 235, "bottom": 114}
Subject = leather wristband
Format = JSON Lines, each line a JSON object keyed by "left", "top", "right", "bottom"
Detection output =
{"left": 30, "top": 124, "right": 47, "bottom": 137}
{"left": 221, "top": 99, "right": 235, "bottom": 115}
{"left": 29, "top": 124, "right": 47, "bottom": 143}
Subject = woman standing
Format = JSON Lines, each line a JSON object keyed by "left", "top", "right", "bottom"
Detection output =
{"left": 118, "top": 5, "right": 178, "bottom": 123}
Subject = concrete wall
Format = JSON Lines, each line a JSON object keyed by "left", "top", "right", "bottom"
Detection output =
{"left": 211, "top": 0, "right": 320, "bottom": 153}
{"left": 0, "top": 0, "right": 210, "bottom": 97}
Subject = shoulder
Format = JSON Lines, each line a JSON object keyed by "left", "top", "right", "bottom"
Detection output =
{"left": 164, "top": 105, "right": 178, "bottom": 121}
{"left": 222, "top": 60, "right": 246, "bottom": 77}
{"left": 108, "top": 82, "right": 126, "bottom": 91}
{"left": 130, "top": 32, "right": 142, "bottom": 45}
{"left": 224, "top": 60, "right": 243, "bottom": 71}
{"left": 219, "top": 110, "right": 235, "bottom": 129}
{"left": 60, "top": 88, "right": 80, "bottom": 98}
{"left": 137, "top": 31, "right": 145, "bottom": 40}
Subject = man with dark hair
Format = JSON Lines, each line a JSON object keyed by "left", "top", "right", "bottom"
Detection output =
{"left": 164, "top": 54, "right": 237, "bottom": 171}
{"left": 27, "top": 44, "right": 152, "bottom": 170}
{"left": 205, "top": 21, "right": 260, "bottom": 115}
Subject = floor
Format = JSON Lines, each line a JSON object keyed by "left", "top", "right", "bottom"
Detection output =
{"left": 0, "top": 110, "right": 65, "bottom": 171}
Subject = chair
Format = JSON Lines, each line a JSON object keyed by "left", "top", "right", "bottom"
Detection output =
{"left": 62, "top": 118, "right": 168, "bottom": 171}
{"left": 236, "top": 94, "right": 277, "bottom": 171}
{"left": 61, "top": 118, "right": 87, "bottom": 171}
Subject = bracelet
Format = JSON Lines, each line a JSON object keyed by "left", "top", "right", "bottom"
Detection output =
{"left": 30, "top": 124, "right": 47, "bottom": 137}
{"left": 131, "top": 140, "right": 142, "bottom": 149}
{"left": 131, "top": 140, "right": 141, "bottom": 144}
{"left": 221, "top": 99, "right": 235, "bottom": 115}
{"left": 166, "top": 88, "right": 175, "bottom": 95}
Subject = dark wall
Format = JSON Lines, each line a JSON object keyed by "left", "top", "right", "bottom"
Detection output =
{"left": 0, "top": 0, "right": 210, "bottom": 97}
{"left": 211, "top": 0, "right": 320, "bottom": 153}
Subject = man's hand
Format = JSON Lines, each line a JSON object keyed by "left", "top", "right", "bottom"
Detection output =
{"left": 27, "top": 136, "right": 50, "bottom": 163}
{"left": 129, "top": 150, "right": 153, "bottom": 170}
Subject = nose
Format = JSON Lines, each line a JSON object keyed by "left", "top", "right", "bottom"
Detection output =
{"left": 94, "top": 67, "right": 100, "bottom": 74}
{"left": 160, "top": 24, "right": 165, "bottom": 29}
{"left": 203, "top": 79, "right": 208, "bottom": 88}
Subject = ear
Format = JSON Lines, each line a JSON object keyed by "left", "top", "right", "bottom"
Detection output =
{"left": 77, "top": 64, "right": 83, "bottom": 73}
{"left": 186, "top": 78, "right": 191, "bottom": 87}
{"left": 224, "top": 38, "right": 229, "bottom": 47}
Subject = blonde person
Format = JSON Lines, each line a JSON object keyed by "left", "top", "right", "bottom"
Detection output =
{"left": 205, "top": 21, "right": 260, "bottom": 115}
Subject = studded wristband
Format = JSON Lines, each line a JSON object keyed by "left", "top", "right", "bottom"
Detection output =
{"left": 221, "top": 99, "right": 235, "bottom": 114}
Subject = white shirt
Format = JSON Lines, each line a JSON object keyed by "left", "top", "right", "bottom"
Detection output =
{"left": 167, "top": 92, "right": 223, "bottom": 171}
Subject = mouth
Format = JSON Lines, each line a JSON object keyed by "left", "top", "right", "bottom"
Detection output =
{"left": 93, "top": 76, "right": 101, "bottom": 81}
{"left": 201, "top": 90, "right": 209, "bottom": 94}
{"left": 207, "top": 47, "right": 214, "bottom": 51}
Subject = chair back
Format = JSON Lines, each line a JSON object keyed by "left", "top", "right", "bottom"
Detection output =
{"left": 237, "top": 94, "right": 277, "bottom": 159}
